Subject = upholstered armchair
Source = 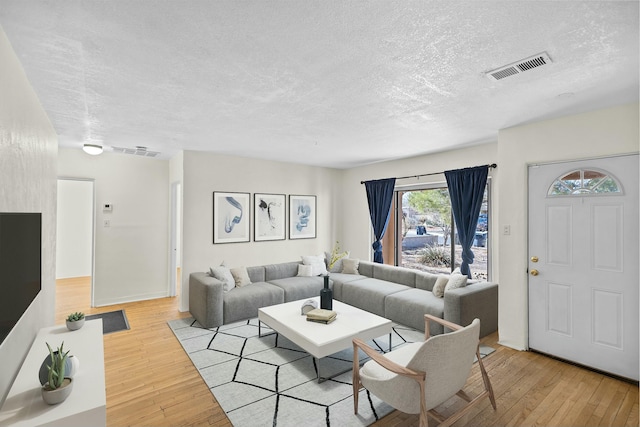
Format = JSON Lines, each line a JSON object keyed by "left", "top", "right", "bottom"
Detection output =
{"left": 352, "top": 314, "right": 496, "bottom": 427}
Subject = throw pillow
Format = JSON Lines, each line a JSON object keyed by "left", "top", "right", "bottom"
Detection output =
{"left": 209, "top": 265, "right": 235, "bottom": 292}
{"left": 297, "top": 264, "right": 314, "bottom": 277}
{"left": 301, "top": 254, "right": 328, "bottom": 275}
{"left": 230, "top": 267, "right": 252, "bottom": 287}
{"left": 452, "top": 267, "right": 462, "bottom": 275}
{"left": 342, "top": 258, "right": 360, "bottom": 274}
{"left": 325, "top": 250, "right": 350, "bottom": 273}
{"left": 432, "top": 275, "right": 449, "bottom": 298}
{"left": 444, "top": 274, "right": 468, "bottom": 293}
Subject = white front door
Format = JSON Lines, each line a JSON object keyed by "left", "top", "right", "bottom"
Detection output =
{"left": 528, "top": 154, "right": 639, "bottom": 381}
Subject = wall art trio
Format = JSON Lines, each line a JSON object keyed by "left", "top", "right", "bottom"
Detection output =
{"left": 213, "top": 192, "right": 316, "bottom": 244}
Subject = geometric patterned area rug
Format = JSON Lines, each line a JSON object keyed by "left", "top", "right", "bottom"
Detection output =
{"left": 168, "top": 317, "right": 494, "bottom": 427}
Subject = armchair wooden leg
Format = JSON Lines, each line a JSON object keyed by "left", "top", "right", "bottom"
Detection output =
{"left": 353, "top": 341, "right": 360, "bottom": 414}
{"left": 476, "top": 348, "right": 497, "bottom": 410}
{"left": 419, "top": 377, "right": 429, "bottom": 427}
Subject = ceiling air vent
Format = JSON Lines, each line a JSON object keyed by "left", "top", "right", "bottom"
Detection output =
{"left": 112, "top": 146, "right": 160, "bottom": 157}
{"left": 486, "top": 52, "right": 552, "bottom": 81}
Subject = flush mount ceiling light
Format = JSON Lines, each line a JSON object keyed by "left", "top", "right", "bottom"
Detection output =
{"left": 82, "top": 143, "right": 103, "bottom": 155}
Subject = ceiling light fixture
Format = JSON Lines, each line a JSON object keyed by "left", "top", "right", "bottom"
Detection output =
{"left": 83, "top": 143, "right": 103, "bottom": 155}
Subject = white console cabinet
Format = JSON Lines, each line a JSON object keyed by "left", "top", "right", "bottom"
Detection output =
{"left": 0, "top": 320, "right": 106, "bottom": 427}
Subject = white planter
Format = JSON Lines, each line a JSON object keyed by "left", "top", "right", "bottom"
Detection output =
{"left": 66, "top": 318, "right": 85, "bottom": 331}
{"left": 41, "top": 377, "right": 73, "bottom": 405}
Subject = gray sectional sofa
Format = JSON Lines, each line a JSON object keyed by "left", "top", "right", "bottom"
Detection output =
{"left": 189, "top": 260, "right": 498, "bottom": 337}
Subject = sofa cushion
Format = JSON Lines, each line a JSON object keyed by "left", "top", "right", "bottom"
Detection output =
{"left": 373, "top": 263, "right": 416, "bottom": 287}
{"left": 209, "top": 265, "right": 235, "bottom": 291}
{"left": 301, "top": 254, "right": 328, "bottom": 275}
{"left": 342, "top": 258, "right": 360, "bottom": 274}
{"left": 445, "top": 274, "right": 467, "bottom": 293}
{"left": 358, "top": 261, "right": 374, "bottom": 277}
{"left": 223, "top": 282, "right": 284, "bottom": 324}
{"left": 328, "top": 272, "right": 366, "bottom": 301}
{"left": 415, "top": 271, "right": 440, "bottom": 292}
{"left": 432, "top": 275, "right": 449, "bottom": 298}
{"left": 265, "top": 262, "right": 301, "bottom": 281}
{"left": 325, "top": 250, "right": 350, "bottom": 273}
{"left": 297, "top": 264, "right": 314, "bottom": 277}
{"left": 230, "top": 267, "right": 252, "bottom": 287}
{"left": 341, "top": 278, "right": 410, "bottom": 317}
{"left": 247, "top": 265, "right": 266, "bottom": 283}
{"left": 385, "top": 288, "right": 444, "bottom": 335}
{"left": 268, "top": 276, "right": 325, "bottom": 302}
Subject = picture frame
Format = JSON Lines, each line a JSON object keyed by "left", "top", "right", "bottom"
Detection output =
{"left": 254, "top": 193, "right": 286, "bottom": 241}
{"left": 289, "top": 195, "right": 316, "bottom": 239}
{"left": 213, "top": 192, "right": 250, "bottom": 244}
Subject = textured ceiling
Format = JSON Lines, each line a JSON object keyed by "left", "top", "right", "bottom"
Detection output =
{"left": 0, "top": 1, "right": 638, "bottom": 168}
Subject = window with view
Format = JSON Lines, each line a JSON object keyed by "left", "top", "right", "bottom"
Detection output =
{"left": 384, "top": 184, "right": 490, "bottom": 280}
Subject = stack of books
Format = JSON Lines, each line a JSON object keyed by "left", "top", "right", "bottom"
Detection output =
{"left": 306, "top": 308, "right": 337, "bottom": 324}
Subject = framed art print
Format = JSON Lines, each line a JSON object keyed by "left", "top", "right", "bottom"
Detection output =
{"left": 289, "top": 194, "right": 316, "bottom": 239}
{"left": 213, "top": 192, "right": 250, "bottom": 243}
{"left": 254, "top": 193, "right": 286, "bottom": 241}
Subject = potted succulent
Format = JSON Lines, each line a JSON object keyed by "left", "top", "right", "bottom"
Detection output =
{"left": 41, "top": 342, "right": 73, "bottom": 405}
{"left": 66, "top": 312, "right": 85, "bottom": 331}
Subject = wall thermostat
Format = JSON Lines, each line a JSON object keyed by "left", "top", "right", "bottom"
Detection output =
{"left": 103, "top": 203, "right": 113, "bottom": 212}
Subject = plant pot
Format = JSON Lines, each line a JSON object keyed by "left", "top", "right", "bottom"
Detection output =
{"left": 66, "top": 318, "right": 85, "bottom": 331}
{"left": 41, "top": 377, "right": 73, "bottom": 405}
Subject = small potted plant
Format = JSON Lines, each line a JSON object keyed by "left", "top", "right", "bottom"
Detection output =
{"left": 66, "top": 312, "right": 85, "bottom": 331}
{"left": 41, "top": 342, "right": 73, "bottom": 405}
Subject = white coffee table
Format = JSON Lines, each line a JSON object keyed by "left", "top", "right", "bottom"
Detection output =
{"left": 258, "top": 297, "right": 392, "bottom": 382}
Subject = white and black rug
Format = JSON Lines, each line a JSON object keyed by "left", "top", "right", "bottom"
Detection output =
{"left": 168, "top": 317, "right": 493, "bottom": 427}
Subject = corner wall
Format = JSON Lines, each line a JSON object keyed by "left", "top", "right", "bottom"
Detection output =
{"left": 180, "top": 151, "right": 342, "bottom": 311}
{"left": 497, "top": 102, "right": 640, "bottom": 350}
{"left": 0, "top": 27, "right": 58, "bottom": 405}
{"left": 58, "top": 148, "right": 170, "bottom": 306}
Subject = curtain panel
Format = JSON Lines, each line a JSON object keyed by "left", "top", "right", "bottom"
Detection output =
{"left": 364, "top": 178, "right": 396, "bottom": 263}
{"left": 445, "top": 166, "right": 488, "bottom": 278}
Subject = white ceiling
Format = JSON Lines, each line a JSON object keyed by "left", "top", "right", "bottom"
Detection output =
{"left": 0, "top": 1, "right": 638, "bottom": 168}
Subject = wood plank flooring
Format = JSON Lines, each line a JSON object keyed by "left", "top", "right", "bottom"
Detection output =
{"left": 55, "top": 277, "right": 638, "bottom": 427}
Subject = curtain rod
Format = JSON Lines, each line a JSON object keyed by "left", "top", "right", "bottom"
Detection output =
{"left": 360, "top": 163, "right": 497, "bottom": 184}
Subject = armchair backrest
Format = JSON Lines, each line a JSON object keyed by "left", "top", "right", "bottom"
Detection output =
{"left": 407, "top": 318, "right": 480, "bottom": 410}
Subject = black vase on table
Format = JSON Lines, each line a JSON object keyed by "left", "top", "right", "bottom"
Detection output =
{"left": 320, "top": 275, "right": 333, "bottom": 310}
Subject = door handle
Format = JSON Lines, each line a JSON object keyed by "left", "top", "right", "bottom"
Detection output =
{"left": 530, "top": 269, "right": 539, "bottom": 276}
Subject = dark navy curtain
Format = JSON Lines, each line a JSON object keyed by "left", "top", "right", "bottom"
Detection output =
{"left": 445, "top": 166, "right": 488, "bottom": 278}
{"left": 364, "top": 178, "right": 396, "bottom": 263}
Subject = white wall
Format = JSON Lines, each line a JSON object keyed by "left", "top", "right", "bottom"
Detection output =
{"left": 180, "top": 150, "right": 342, "bottom": 311}
{"left": 56, "top": 179, "right": 93, "bottom": 278}
{"left": 57, "top": 148, "right": 170, "bottom": 306}
{"left": 497, "top": 103, "right": 640, "bottom": 350}
{"left": 0, "top": 27, "right": 58, "bottom": 406}
{"left": 340, "top": 143, "right": 499, "bottom": 263}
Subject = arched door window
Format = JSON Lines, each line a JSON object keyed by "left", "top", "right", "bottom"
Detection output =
{"left": 548, "top": 169, "right": 622, "bottom": 196}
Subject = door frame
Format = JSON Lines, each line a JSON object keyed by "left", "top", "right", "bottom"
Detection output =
{"left": 56, "top": 177, "right": 96, "bottom": 307}
{"left": 169, "top": 181, "right": 182, "bottom": 298}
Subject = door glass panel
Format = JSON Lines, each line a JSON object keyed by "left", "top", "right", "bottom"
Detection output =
{"left": 548, "top": 169, "right": 621, "bottom": 196}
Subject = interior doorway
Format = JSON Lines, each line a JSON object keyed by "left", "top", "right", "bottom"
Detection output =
{"left": 56, "top": 178, "right": 95, "bottom": 307}
{"left": 170, "top": 181, "right": 182, "bottom": 298}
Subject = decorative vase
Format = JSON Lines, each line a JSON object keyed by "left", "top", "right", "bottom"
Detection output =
{"left": 66, "top": 318, "right": 85, "bottom": 331}
{"left": 320, "top": 275, "right": 333, "bottom": 310}
{"left": 41, "top": 377, "right": 73, "bottom": 405}
{"left": 39, "top": 354, "right": 78, "bottom": 385}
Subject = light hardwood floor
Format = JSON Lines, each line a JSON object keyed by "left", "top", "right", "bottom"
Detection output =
{"left": 55, "top": 277, "right": 638, "bottom": 427}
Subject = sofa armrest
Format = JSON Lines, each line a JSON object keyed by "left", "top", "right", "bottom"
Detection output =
{"left": 189, "top": 272, "right": 224, "bottom": 328}
{"left": 444, "top": 281, "right": 498, "bottom": 338}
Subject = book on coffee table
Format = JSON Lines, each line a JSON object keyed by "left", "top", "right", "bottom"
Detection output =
{"left": 306, "top": 308, "right": 337, "bottom": 324}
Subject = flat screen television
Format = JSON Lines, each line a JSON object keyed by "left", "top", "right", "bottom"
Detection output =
{"left": 0, "top": 213, "right": 42, "bottom": 346}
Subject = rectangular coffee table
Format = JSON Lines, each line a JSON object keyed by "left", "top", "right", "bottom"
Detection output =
{"left": 258, "top": 297, "right": 392, "bottom": 382}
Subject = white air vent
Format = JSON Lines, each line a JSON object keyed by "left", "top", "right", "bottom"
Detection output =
{"left": 112, "top": 146, "right": 160, "bottom": 157}
{"left": 486, "top": 52, "right": 552, "bottom": 81}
